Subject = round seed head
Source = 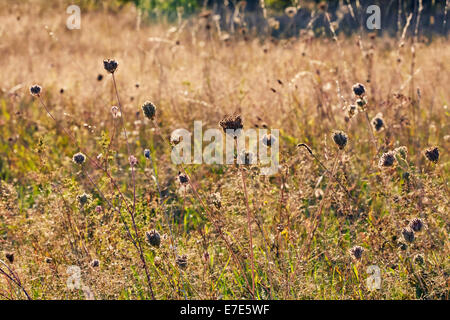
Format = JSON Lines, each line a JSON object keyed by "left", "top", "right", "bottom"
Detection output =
{"left": 178, "top": 171, "right": 189, "bottom": 185}
{"left": 332, "top": 130, "right": 348, "bottom": 149}
{"left": 175, "top": 254, "right": 188, "bottom": 269}
{"left": 72, "top": 152, "right": 86, "bottom": 165}
{"left": 402, "top": 227, "right": 415, "bottom": 243}
{"left": 90, "top": 259, "right": 100, "bottom": 268}
{"left": 141, "top": 101, "right": 157, "bottom": 120}
{"left": 103, "top": 59, "right": 118, "bottom": 73}
{"left": 77, "top": 193, "right": 90, "bottom": 206}
{"left": 379, "top": 151, "right": 396, "bottom": 168}
{"left": 352, "top": 83, "right": 366, "bottom": 96}
{"left": 349, "top": 245, "right": 364, "bottom": 260}
{"left": 30, "top": 84, "right": 42, "bottom": 96}
{"left": 5, "top": 252, "right": 14, "bottom": 263}
{"left": 219, "top": 114, "right": 243, "bottom": 134}
{"left": 145, "top": 230, "right": 161, "bottom": 247}
{"left": 144, "top": 149, "right": 150, "bottom": 159}
{"left": 424, "top": 146, "right": 439, "bottom": 163}
{"left": 371, "top": 113, "right": 384, "bottom": 131}
{"left": 409, "top": 218, "right": 425, "bottom": 232}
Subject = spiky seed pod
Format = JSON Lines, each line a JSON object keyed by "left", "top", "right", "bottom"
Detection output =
{"left": 128, "top": 155, "right": 138, "bottom": 167}
{"left": 262, "top": 133, "right": 276, "bottom": 147}
{"left": 349, "top": 246, "right": 364, "bottom": 260}
{"left": 175, "top": 254, "right": 188, "bottom": 269}
{"left": 379, "top": 151, "right": 396, "bottom": 168}
{"left": 332, "top": 131, "right": 348, "bottom": 150}
{"left": 409, "top": 218, "right": 425, "bottom": 232}
{"left": 178, "top": 171, "right": 189, "bottom": 185}
{"left": 352, "top": 83, "right": 366, "bottom": 96}
{"left": 424, "top": 146, "right": 439, "bottom": 163}
{"left": 111, "top": 106, "right": 120, "bottom": 118}
{"left": 371, "top": 113, "right": 384, "bottom": 131}
{"left": 402, "top": 227, "right": 415, "bottom": 243}
{"left": 141, "top": 101, "right": 157, "bottom": 120}
{"left": 90, "top": 259, "right": 100, "bottom": 267}
{"left": 144, "top": 149, "right": 150, "bottom": 159}
{"left": 103, "top": 59, "right": 118, "bottom": 73}
{"left": 145, "top": 230, "right": 161, "bottom": 247}
{"left": 30, "top": 84, "right": 42, "bottom": 96}
{"left": 5, "top": 252, "right": 14, "bottom": 263}
{"left": 72, "top": 152, "right": 86, "bottom": 165}
{"left": 219, "top": 114, "right": 243, "bottom": 133}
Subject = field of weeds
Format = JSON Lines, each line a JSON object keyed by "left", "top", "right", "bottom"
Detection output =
{"left": 0, "top": 1, "right": 448, "bottom": 300}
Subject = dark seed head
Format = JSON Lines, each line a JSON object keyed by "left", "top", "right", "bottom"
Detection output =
{"left": 352, "top": 83, "right": 366, "bottom": 96}
{"left": 145, "top": 230, "right": 161, "bottom": 247}
{"left": 90, "top": 259, "right": 100, "bottom": 267}
{"left": 72, "top": 152, "right": 86, "bottom": 165}
{"left": 141, "top": 101, "right": 157, "bottom": 120}
{"left": 332, "top": 131, "right": 348, "bottom": 149}
{"left": 97, "top": 74, "right": 103, "bottom": 81}
{"left": 239, "top": 150, "right": 255, "bottom": 165}
{"left": 77, "top": 193, "right": 89, "bottom": 206}
{"left": 262, "top": 133, "right": 276, "bottom": 147}
{"left": 178, "top": 172, "right": 189, "bottom": 185}
{"left": 409, "top": 218, "right": 425, "bottom": 232}
{"left": 402, "top": 227, "right": 415, "bottom": 243}
{"left": 371, "top": 114, "right": 384, "bottom": 131}
{"left": 413, "top": 254, "right": 424, "bottom": 265}
{"left": 175, "top": 254, "right": 188, "bottom": 269}
{"left": 219, "top": 114, "right": 243, "bottom": 134}
{"left": 5, "top": 252, "right": 14, "bottom": 263}
{"left": 424, "top": 146, "right": 439, "bottom": 163}
{"left": 30, "top": 85, "right": 42, "bottom": 96}
{"left": 144, "top": 149, "right": 150, "bottom": 159}
{"left": 349, "top": 245, "right": 364, "bottom": 260}
{"left": 103, "top": 59, "right": 118, "bottom": 73}
{"left": 379, "top": 151, "right": 396, "bottom": 168}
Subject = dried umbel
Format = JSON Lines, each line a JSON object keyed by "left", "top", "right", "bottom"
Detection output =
{"left": 219, "top": 114, "right": 243, "bottom": 133}
{"left": 141, "top": 101, "right": 157, "bottom": 120}
{"left": 145, "top": 230, "right": 161, "bottom": 247}
{"left": 352, "top": 83, "right": 366, "bottom": 96}
{"left": 424, "top": 146, "right": 439, "bottom": 163}
{"left": 72, "top": 152, "right": 86, "bottom": 165}
{"left": 379, "top": 151, "right": 396, "bottom": 168}
{"left": 90, "top": 259, "right": 100, "bottom": 268}
{"left": 175, "top": 254, "right": 188, "bottom": 269}
{"left": 332, "top": 131, "right": 348, "bottom": 150}
{"left": 409, "top": 218, "right": 425, "bottom": 232}
{"left": 178, "top": 171, "right": 189, "bottom": 185}
{"left": 5, "top": 252, "right": 14, "bottom": 263}
{"left": 30, "top": 84, "right": 42, "bottom": 96}
{"left": 349, "top": 246, "right": 364, "bottom": 260}
{"left": 103, "top": 59, "right": 118, "bottom": 73}
{"left": 128, "top": 155, "right": 138, "bottom": 167}
{"left": 402, "top": 227, "right": 415, "bottom": 243}
{"left": 371, "top": 113, "right": 384, "bottom": 132}
{"left": 262, "top": 133, "right": 276, "bottom": 147}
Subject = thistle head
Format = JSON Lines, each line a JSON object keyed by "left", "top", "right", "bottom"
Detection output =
{"left": 178, "top": 171, "right": 189, "bottom": 185}
{"left": 332, "top": 130, "right": 348, "bottom": 150}
{"left": 141, "top": 101, "right": 157, "bottom": 120}
{"left": 103, "top": 59, "right": 118, "bottom": 73}
{"left": 5, "top": 252, "right": 14, "bottom": 263}
{"left": 371, "top": 113, "right": 384, "bottom": 132}
{"left": 77, "top": 193, "right": 90, "bottom": 206}
{"left": 409, "top": 218, "right": 425, "bottom": 232}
